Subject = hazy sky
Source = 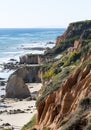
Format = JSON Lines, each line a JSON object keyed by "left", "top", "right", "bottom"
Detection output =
{"left": 0, "top": 0, "right": 91, "bottom": 28}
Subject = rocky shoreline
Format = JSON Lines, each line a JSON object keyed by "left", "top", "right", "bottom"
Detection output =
{"left": 0, "top": 52, "right": 44, "bottom": 130}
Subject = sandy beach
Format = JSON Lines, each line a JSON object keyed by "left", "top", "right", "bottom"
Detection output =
{"left": 0, "top": 83, "right": 42, "bottom": 130}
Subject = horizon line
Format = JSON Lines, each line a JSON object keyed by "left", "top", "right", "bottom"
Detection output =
{"left": 0, "top": 27, "right": 66, "bottom": 29}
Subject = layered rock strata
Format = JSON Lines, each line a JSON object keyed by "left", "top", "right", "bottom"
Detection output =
{"left": 36, "top": 62, "right": 91, "bottom": 130}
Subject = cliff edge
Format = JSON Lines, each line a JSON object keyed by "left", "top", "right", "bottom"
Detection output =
{"left": 22, "top": 20, "right": 91, "bottom": 130}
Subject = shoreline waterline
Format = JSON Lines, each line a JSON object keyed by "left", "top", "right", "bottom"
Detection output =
{"left": 0, "top": 28, "right": 65, "bottom": 129}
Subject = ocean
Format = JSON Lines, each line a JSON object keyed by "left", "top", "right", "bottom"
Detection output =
{"left": 0, "top": 28, "right": 65, "bottom": 130}
{"left": 0, "top": 28, "right": 65, "bottom": 80}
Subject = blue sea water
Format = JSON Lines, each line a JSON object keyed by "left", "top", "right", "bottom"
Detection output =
{"left": 0, "top": 28, "right": 65, "bottom": 63}
{"left": 0, "top": 28, "right": 65, "bottom": 79}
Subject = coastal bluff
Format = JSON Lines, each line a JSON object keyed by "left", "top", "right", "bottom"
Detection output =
{"left": 4, "top": 20, "right": 91, "bottom": 130}
{"left": 22, "top": 20, "right": 91, "bottom": 130}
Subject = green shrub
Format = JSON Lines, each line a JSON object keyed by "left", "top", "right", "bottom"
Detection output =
{"left": 43, "top": 69, "right": 55, "bottom": 80}
{"left": 81, "top": 42, "right": 91, "bottom": 57}
{"left": 87, "top": 33, "right": 91, "bottom": 39}
{"left": 45, "top": 34, "right": 80, "bottom": 56}
{"left": 53, "top": 36, "right": 79, "bottom": 55}
{"left": 69, "top": 51, "right": 81, "bottom": 62}
{"left": 53, "top": 42, "right": 68, "bottom": 55}
{"left": 64, "top": 51, "right": 81, "bottom": 66}
{"left": 79, "top": 97, "right": 91, "bottom": 111}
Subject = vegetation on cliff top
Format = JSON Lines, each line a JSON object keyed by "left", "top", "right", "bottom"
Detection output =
{"left": 45, "top": 20, "right": 91, "bottom": 56}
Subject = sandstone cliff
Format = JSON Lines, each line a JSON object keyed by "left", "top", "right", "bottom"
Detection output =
{"left": 23, "top": 20, "right": 91, "bottom": 130}
{"left": 36, "top": 57, "right": 91, "bottom": 130}
{"left": 35, "top": 20, "right": 91, "bottom": 130}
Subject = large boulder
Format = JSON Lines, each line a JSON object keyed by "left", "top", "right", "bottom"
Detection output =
{"left": 19, "top": 54, "right": 39, "bottom": 64}
{"left": 6, "top": 67, "right": 30, "bottom": 98}
{"left": 6, "top": 75, "right": 30, "bottom": 98}
{"left": 6, "top": 66, "right": 41, "bottom": 98}
{"left": 19, "top": 54, "right": 45, "bottom": 64}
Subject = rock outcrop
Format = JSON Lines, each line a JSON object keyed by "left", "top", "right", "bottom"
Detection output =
{"left": 6, "top": 66, "right": 41, "bottom": 98}
{"left": 6, "top": 75, "right": 30, "bottom": 98}
{"left": 36, "top": 62, "right": 91, "bottom": 130}
{"left": 29, "top": 20, "right": 91, "bottom": 130}
{"left": 20, "top": 54, "right": 44, "bottom": 64}
{"left": 20, "top": 20, "right": 91, "bottom": 130}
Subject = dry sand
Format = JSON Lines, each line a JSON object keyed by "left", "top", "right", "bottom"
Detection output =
{"left": 0, "top": 83, "right": 42, "bottom": 130}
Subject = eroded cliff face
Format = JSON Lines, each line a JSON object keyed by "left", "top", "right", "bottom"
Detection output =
{"left": 35, "top": 56, "right": 91, "bottom": 130}
{"left": 26, "top": 20, "right": 91, "bottom": 130}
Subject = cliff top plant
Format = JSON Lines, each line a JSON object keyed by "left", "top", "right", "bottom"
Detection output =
{"left": 70, "top": 20, "right": 91, "bottom": 28}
